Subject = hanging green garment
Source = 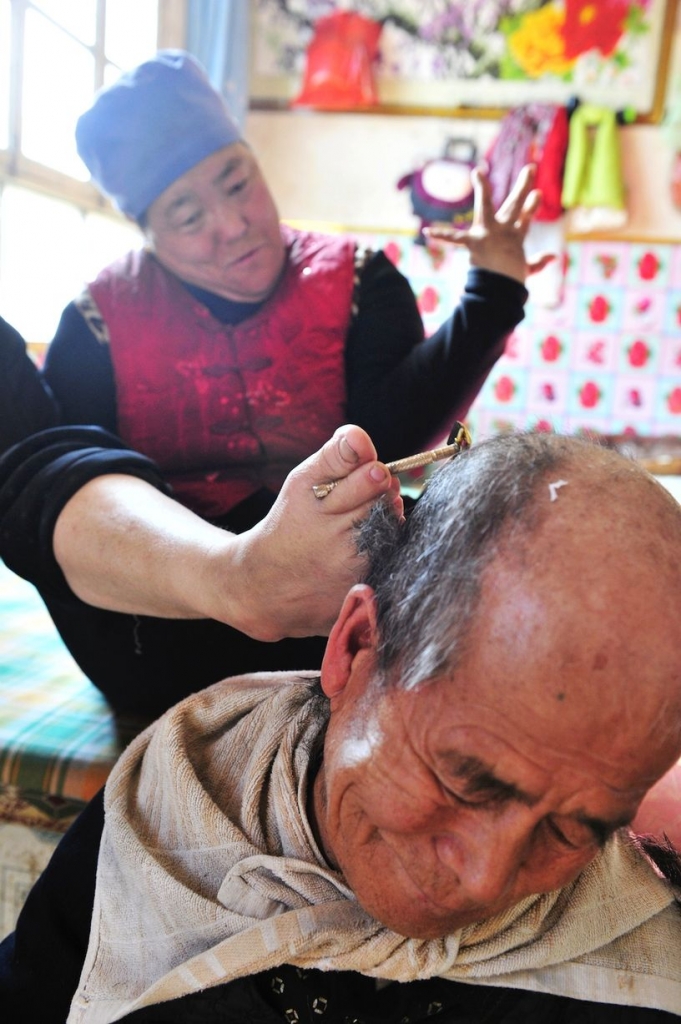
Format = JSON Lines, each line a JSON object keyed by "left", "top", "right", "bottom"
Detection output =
{"left": 561, "top": 104, "right": 627, "bottom": 231}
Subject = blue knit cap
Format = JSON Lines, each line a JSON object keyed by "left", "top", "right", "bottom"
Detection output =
{"left": 76, "top": 50, "right": 242, "bottom": 219}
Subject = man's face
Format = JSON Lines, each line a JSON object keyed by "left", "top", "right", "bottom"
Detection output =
{"left": 144, "top": 142, "right": 286, "bottom": 303}
{"left": 315, "top": 567, "right": 680, "bottom": 940}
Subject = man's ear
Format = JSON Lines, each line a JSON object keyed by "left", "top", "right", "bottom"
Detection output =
{"left": 321, "top": 584, "right": 378, "bottom": 700}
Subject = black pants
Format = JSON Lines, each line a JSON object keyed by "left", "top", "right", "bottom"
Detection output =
{"left": 44, "top": 592, "right": 327, "bottom": 719}
{"left": 40, "top": 483, "right": 328, "bottom": 719}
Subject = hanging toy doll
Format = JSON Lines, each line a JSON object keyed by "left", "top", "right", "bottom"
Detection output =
{"left": 397, "top": 138, "right": 478, "bottom": 244}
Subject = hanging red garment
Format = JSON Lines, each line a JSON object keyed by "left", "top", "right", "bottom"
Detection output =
{"left": 486, "top": 104, "right": 568, "bottom": 222}
{"left": 534, "top": 105, "right": 570, "bottom": 222}
{"left": 293, "top": 11, "right": 382, "bottom": 109}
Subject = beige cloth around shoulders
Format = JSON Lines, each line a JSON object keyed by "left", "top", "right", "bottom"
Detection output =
{"left": 67, "top": 672, "right": 681, "bottom": 1024}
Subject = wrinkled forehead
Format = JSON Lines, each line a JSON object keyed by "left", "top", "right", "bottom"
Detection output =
{"left": 405, "top": 671, "right": 680, "bottom": 809}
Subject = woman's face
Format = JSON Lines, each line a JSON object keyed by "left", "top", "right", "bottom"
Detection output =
{"left": 144, "top": 143, "right": 286, "bottom": 303}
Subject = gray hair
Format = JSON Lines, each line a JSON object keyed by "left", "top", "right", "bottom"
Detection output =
{"left": 357, "top": 431, "right": 613, "bottom": 690}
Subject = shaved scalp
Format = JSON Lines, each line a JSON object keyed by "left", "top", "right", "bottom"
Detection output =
{"left": 358, "top": 432, "right": 681, "bottom": 708}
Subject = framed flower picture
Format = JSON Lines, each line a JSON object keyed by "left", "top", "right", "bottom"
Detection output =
{"left": 249, "top": 0, "right": 676, "bottom": 122}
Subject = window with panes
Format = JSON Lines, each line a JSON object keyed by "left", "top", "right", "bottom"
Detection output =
{"left": 0, "top": 0, "right": 185, "bottom": 350}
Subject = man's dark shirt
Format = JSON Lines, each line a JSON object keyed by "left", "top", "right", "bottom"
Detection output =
{"left": 0, "top": 790, "right": 677, "bottom": 1024}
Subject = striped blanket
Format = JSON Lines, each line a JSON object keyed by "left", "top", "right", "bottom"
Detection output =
{"left": 0, "top": 562, "right": 144, "bottom": 831}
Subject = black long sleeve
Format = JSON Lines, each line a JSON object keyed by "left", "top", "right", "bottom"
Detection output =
{"left": 0, "top": 426, "right": 170, "bottom": 600}
{"left": 345, "top": 258, "right": 526, "bottom": 460}
{"left": 42, "top": 304, "right": 119, "bottom": 431}
{"left": 0, "top": 315, "right": 59, "bottom": 454}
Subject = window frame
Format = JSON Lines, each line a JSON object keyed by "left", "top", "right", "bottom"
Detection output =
{"left": 0, "top": 0, "right": 187, "bottom": 216}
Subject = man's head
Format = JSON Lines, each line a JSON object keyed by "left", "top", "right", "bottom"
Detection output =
{"left": 76, "top": 50, "right": 285, "bottom": 302}
{"left": 314, "top": 432, "right": 681, "bottom": 939}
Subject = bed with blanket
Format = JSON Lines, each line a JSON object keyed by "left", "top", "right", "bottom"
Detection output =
{"left": 0, "top": 561, "right": 146, "bottom": 938}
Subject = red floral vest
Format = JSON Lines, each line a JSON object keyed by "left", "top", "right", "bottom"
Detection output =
{"left": 88, "top": 228, "right": 356, "bottom": 519}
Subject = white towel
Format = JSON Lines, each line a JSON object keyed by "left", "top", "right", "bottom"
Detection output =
{"left": 68, "top": 673, "right": 681, "bottom": 1023}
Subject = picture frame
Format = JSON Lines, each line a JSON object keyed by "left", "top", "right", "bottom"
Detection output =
{"left": 249, "top": 0, "right": 677, "bottom": 123}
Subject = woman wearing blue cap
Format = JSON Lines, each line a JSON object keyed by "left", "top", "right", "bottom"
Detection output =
{"left": 0, "top": 51, "right": 550, "bottom": 717}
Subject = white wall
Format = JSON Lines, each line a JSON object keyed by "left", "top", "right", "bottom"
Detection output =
{"left": 245, "top": 109, "right": 499, "bottom": 231}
